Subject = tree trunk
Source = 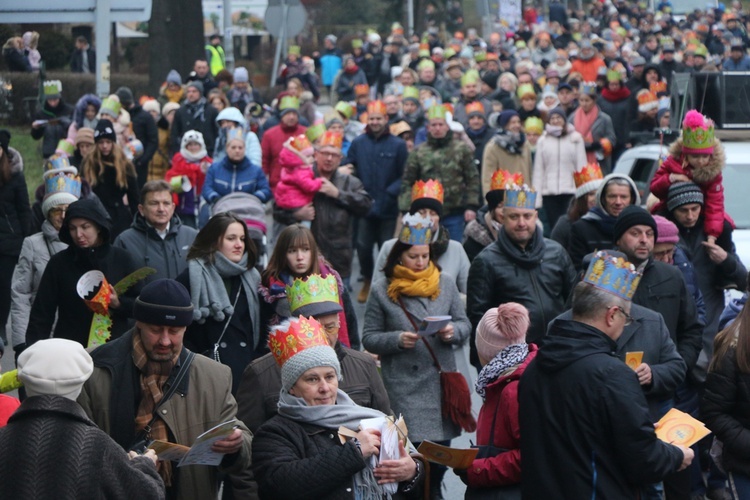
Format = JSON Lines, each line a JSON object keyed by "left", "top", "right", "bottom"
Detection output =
{"left": 148, "top": 0, "right": 204, "bottom": 94}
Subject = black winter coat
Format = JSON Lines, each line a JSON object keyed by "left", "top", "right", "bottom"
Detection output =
{"left": 30, "top": 100, "right": 74, "bottom": 158}
{"left": 253, "top": 414, "right": 424, "bottom": 500}
{"left": 0, "top": 395, "right": 164, "bottom": 500}
{"left": 467, "top": 229, "right": 576, "bottom": 364}
{"left": 170, "top": 100, "right": 219, "bottom": 156}
{"left": 128, "top": 105, "right": 159, "bottom": 186}
{"left": 0, "top": 148, "right": 31, "bottom": 257}
{"left": 702, "top": 347, "right": 750, "bottom": 476}
{"left": 89, "top": 162, "right": 139, "bottom": 242}
{"left": 519, "top": 319, "right": 684, "bottom": 498}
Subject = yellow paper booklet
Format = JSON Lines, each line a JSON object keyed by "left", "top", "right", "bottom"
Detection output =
{"left": 417, "top": 441, "right": 478, "bottom": 469}
{"left": 656, "top": 408, "right": 711, "bottom": 447}
{"left": 625, "top": 351, "right": 643, "bottom": 370}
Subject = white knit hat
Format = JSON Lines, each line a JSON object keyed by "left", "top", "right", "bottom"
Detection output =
{"left": 18, "top": 339, "right": 94, "bottom": 401}
{"left": 142, "top": 99, "right": 161, "bottom": 115}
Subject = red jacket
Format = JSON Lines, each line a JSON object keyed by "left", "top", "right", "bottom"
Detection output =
{"left": 261, "top": 123, "right": 307, "bottom": 189}
{"left": 165, "top": 153, "right": 210, "bottom": 205}
{"left": 466, "top": 344, "right": 538, "bottom": 488}
{"left": 650, "top": 145, "right": 728, "bottom": 238}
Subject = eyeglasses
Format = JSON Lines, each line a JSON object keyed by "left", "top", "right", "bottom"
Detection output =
{"left": 322, "top": 320, "right": 341, "bottom": 334}
{"left": 49, "top": 207, "right": 68, "bottom": 216}
{"left": 317, "top": 151, "right": 342, "bottom": 159}
{"left": 613, "top": 306, "right": 634, "bottom": 326}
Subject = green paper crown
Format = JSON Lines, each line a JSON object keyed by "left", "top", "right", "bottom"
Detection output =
{"left": 100, "top": 97, "right": 122, "bottom": 117}
{"left": 606, "top": 69, "right": 621, "bottom": 82}
{"left": 426, "top": 104, "right": 446, "bottom": 121}
{"left": 279, "top": 95, "right": 300, "bottom": 111}
{"left": 43, "top": 80, "right": 62, "bottom": 97}
{"left": 351, "top": 39, "right": 363, "bottom": 49}
{"left": 403, "top": 86, "right": 420, "bottom": 101}
{"left": 288, "top": 45, "right": 301, "bottom": 56}
{"left": 461, "top": 69, "right": 480, "bottom": 87}
{"left": 683, "top": 123, "right": 714, "bottom": 152}
{"left": 334, "top": 101, "right": 354, "bottom": 119}
{"left": 305, "top": 123, "right": 326, "bottom": 143}
{"left": 286, "top": 274, "right": 340, "bottom": 315}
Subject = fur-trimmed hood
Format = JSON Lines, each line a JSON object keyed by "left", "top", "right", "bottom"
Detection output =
{"left": 72, "top": 94, "right": 102, "bottom": 128}
{"left": 668, "top": 137, "right": 725, "bottom": 183}
{"left": 7, "top": 147, "right": 23, "bottom": 174}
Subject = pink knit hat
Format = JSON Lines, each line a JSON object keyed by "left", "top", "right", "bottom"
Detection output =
{"left": 475, "top": 302, "right": 529, "bottom": 362}
{"left": 653, "top": 215, "right": 679, "bottom": 244}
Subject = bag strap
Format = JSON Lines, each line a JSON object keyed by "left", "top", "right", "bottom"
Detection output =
{"left": 140, "top": 350, "right": 196, "bottom": 438}
{"left": 397, "top": 297, "right": 443, "bottom": 373}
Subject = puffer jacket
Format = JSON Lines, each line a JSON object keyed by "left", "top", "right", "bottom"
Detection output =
{"left": 10, "top": 220, "right": 67, "bottom": 347}
{"left": 399, "top": 131, "right": 481, "bottom": 215}
{"left": 0, "top": 147, "right": 31, "bottom": 257}
{"left": 113, "top": 213, "right": 197, "bottom": 281}
{"left": 531, "top": 126, "right": 587, "bottom": 200}
{"left": 467, "top": 228, "right": 577, "bottom": 365}
{"left": 651, "top": 138, "right": 726, "bottom": 239}
{"left": 202, "top": 155, "right": 272, "bottom": 204}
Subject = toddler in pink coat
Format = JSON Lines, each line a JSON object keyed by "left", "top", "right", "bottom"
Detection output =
{"left": 274, "top": 135, "right": 322, "bottom": 227}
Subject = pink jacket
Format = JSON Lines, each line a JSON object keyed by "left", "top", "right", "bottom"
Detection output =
{"left": 273, "top": 148, "right": 323, "bottom": 209}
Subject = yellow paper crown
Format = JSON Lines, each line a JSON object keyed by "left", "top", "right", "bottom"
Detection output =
{"left": 268, "top": 316, "right": 329, "bottom": 367}
{"left": 583, "top": 251, "right": 642, "bottom": 301}
{"left": 490, "top": 170, "right": 524, "bottom": 192}
{"left": 411, "top": 179, "right": 444, "bottom": 204}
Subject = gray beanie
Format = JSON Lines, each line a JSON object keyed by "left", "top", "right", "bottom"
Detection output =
{"left": 166, "top": 69, "right": 182, "bottom": 85}
{"left": 667, "top": 182, "right": 704, "bottom": 211}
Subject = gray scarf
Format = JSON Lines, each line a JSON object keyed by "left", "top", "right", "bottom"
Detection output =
{"left": 188, "top": 252, "right": 261, "bottom": 348}
{"left": 278, "top": 389, "right": 391, "bottom": 500}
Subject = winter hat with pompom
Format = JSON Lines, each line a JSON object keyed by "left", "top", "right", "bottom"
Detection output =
{"left": 475, "top": 302, "right": 530, "bottom": 362}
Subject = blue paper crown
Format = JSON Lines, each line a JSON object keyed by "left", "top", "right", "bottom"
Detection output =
{"left": 580, "top": 81, "right": 598, "bottom": 96}
{"left": 583, "top": 251, "right": 642, "bottom": 301}
{"left": 226, "top": 127, "right": 244, "bottom": 143}
{"left": 45, "top": 173, "right": 82, "bottom": 199}
{"left": 398, "top": 213, "right": 433, "bottom": 245}
{"left": 43, "top": 154, "right": 78, "bottom": 179}
{"left": 503, "top": 184, "right": 537, "bottom": 209}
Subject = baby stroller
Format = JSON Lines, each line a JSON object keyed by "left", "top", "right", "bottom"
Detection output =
{"left": 212, "top": 192, "right": 268, "bottom": 270}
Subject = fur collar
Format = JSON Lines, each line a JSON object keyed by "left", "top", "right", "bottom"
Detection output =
{"left": 7, "top": 147, "right": 23, "bottom": 174}
{"left": 668, "top": 137, "right": 725, "bottom": 183}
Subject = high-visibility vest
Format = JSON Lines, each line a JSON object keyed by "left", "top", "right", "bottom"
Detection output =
{"left": 205, "top": 44, "right": 226, "bottom": 76}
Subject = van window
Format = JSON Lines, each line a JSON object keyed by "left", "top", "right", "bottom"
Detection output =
{"left": 724, "top": 164, "right": 750, "bottom": 229}
{"left": 630, "top": 158, "right": 659, "bottom": 201}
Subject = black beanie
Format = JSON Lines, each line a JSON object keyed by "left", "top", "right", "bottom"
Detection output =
{"left": 94, "top": 119, "right": 117, "bottom": 143}
{"left": 133, "top": 279, "right": 194, "bottom": 327}
{"left": 481, "top": 71, "right": 500, "bottom": 90}
{"left": 115, "top": 86, "right": 134, "bottom": 107}
{"left": 613, "top": 205, "right": 658, "bottom": 243}
{"left": 410, "top": 197, "right": 443, "bottom": 217}
{"left": 485, "top": 190, "right": 505, "bottom": 211}
{"left": 0, "top": 129, "right": 10, "bottom": 154}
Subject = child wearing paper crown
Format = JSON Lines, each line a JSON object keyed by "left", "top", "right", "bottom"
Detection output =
{"left": 274, "top": 135, "right": 322, "bottom": 227}
{"left": 650, "top": 110, "right": 731, "bottom": 244}
{"left": 165, "top": 130, "right": 211, "bottom": 229}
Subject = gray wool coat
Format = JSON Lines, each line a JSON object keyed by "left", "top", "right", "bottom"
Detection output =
{"left": 362, "top": 273, "right": 471, "bottom": 442}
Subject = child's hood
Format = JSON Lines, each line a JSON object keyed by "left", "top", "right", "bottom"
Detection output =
{"left": 668, "top": 137, "right": 725, "bottom": 183}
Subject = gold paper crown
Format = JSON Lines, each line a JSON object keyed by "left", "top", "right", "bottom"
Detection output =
{"left": 637, "top": 90, "right": 658, "bottom": 105}
{"left": 649, "top": 81, "right": 668, "bottom": 95}
{"left": 574, "top": 162, "right": 604, "bottom": 188}
{"left": 290, "top": 134, "right": 312, "bottom": 152}
{"left": 268, "top": 316, "right": 329, "bottom": 367}
{"left": 411, "top": 179, "right": 444, "bottom": 204}
{"left": 465, "top": 101, "right": 484, "bottom": 116}
{"left": 490, "top": 170, "right": 524, "bottom": 192}
{"left": 583, "top": 251, "right": 642, "bottom": 301}
{"left": 354, "top": 84, "right": 370, "bottom": 96}
{"left": 319, "top": 131, "right": 343, "bottom": 149}
{"left": 367, "top": 100, "right": 387, "bottom": 115}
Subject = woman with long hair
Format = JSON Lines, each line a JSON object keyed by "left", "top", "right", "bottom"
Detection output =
{"left": 176, "top": 212, "right": 263, "bottom": 395}
{"left": 81, "top": 119, "right": 138, "bottom": 241}
{"left": 260, "top": 224, "right": 359, "bottom": 350}
{"left": 362, "top": 214, "right": 472, "bottom": 499}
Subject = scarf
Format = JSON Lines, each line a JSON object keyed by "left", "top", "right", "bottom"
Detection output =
{"left": 180, "top": 144, "right": 208, "bottom": 163}
{"left": 475, "top": 344, "right": 530, "bottom": 400}
{"left": 601, "top": 86, "right": 631, "bottom": 102}
{"left": 387, "top": 262, "right": 441, "bottom": 303}
{"left": 431, "top": 226, "right": 450, "bottom": 259}
{"left": 164, "top": 86, "right": 184, "bottom": 104}
{"left": 492, "top": 130, "right": 526, "bottom": 155}
{"left": 188, "top": 252, "right": 261, "bottom": 349}
{"left": 185, "top": 97, "right": 207, "bottom": 123}
{"left": 573, "top": 105, "right": 599, "bottom": 163}
{"left": 344, "top": 63, "right": 361, "bottom": 74}
{"left": 582, "top": 205, "right": 618, "bottom": 239}
{"left": 132, "top": 331, "right": 176, "bottom": 485}
{"left": 278, "top": 389, "right": 389, "bottom": 500}
{"left": 495, "top": 227, "right": 546, "bottom": 269}
{"left": 545, "top": 124, "right": 564, "bottom": 137}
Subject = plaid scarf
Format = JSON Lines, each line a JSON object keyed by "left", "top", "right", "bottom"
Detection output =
{"left": 132, "top": 332, "right": 178, "bottom": 486}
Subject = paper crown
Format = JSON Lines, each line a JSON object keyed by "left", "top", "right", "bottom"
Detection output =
{"left": 474, "top": 51, "right": 487, "bottom": 62}
{"left": 574, "top": 162, "right": 604, "bottom": 197}
{"left": 694, "top": 44, "right": 708, "bottom": 57}
{"left": 682, "top": 110, "right": 715, "bottom": 154}
{"left": 319, "top": 131, "right": 343, "bottom": 149}
{"left": 461, "top": 69, "right": 481, "bottom": 87}
{"left": 524, "top": 117, "right": 544, "bottom": 134}
{"left": 503, "top": 184, "right": 537, "bottom": 209}
{"left": 367, "top": 100, "right": 387, "bottom": 116}
{"left": 490, "top": 170, "right": 524, "bottom": 192}
{"left": 169, "top": 174, "right": 193, "bottom": 194}
{"left": 268, "top": 316, "right": 329, "bottom": 368}
{"left": 225, "top": 127, "right": 244, "bottom": 144}
{"left": 100, "top": 97, "right": 121, "bottom": 117}
{"left": 354, "top": 83, "right": 370, "bottom": 96}
{"left": 285, "top": 274, "right": 341, "bottom": 316}
{"left": 517, "top": 83, "right": 536, "bottom": 99}
{"left": 403, "top": 86, "right": 420, "bottom": 101}
{"left": 583, "top": 251, "right": 642, "bottom": 301}
{"left": 56, "top": 139, "right": 75, "bottom": 156}
{"left": 305, "top": 123, "right": 326, "bottom": 143}
{"left": 486, "top": 52, "right": 499, "bottom": 61}
{"left": 390, "top": 121, "right": 411, "bottom": 137}
{"left": 43, "top": 154, "right": 78, "bottom": 179}
{"left": 426, "top": 104, "right": 446, "bottom": 121}
{"left": 411, "top": 179, "right": 444, "bottom": 204}
{"left": 580, "top": 81, "right": 598, "bottom": 96}
{"left": 731, "top": 37, "right": 745, "bottom": 48}
{"left": 637, "top": 90, "right": 658, "bottom": 112}
{"left": 465, "top": 101, "right": 485, "bottom": 117}
{"left": 606, "top": 69, "right": 622, "bottom": 82}
{"left": 351, "top": 39, "right": 363, "bottom": 49}
{"left": 334, "top": 101, "right": 354, "bottom": 119}
{"left": 291, "top": 134, "right": 312, "bottom": 153}
{"left": 649, "top": 81, "right": 668, "bottom": 95}
{"left": 417, "top": 59, "right": 435, "bottom": 71}
{"left": 123, "top": 139, "right": 144, "bottom": 161}
{"left": 398, "top": 213, "right": 433, "bottom": 245}
{"left": 288, "top": 45, "right": 301, "bottom": 56}
{"left": 45, "top": 172, "right": 82, "bottom": 200}
{"left": 443, "top": 47, "right": 457, "bottom": 59}
{"left": 43, "top": 80, "right": 62, "bottom": 97}
{"left": 279, "top": 95, "right": 300, "bottom": 111}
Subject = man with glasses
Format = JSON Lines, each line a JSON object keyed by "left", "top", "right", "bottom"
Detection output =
{"left": 273, "top": 131, "right": 372, "bottom": 287}
{"left": 520, "top": 251, "right": 693, "bottom": 499}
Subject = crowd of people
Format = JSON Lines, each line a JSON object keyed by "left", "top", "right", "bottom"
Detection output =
{"left": 1, "top": 0, "right": 750, "bottom": 498}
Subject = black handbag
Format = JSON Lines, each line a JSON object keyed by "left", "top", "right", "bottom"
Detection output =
{"left": 464, "top": 387, "right": 522, "bottom": 500}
